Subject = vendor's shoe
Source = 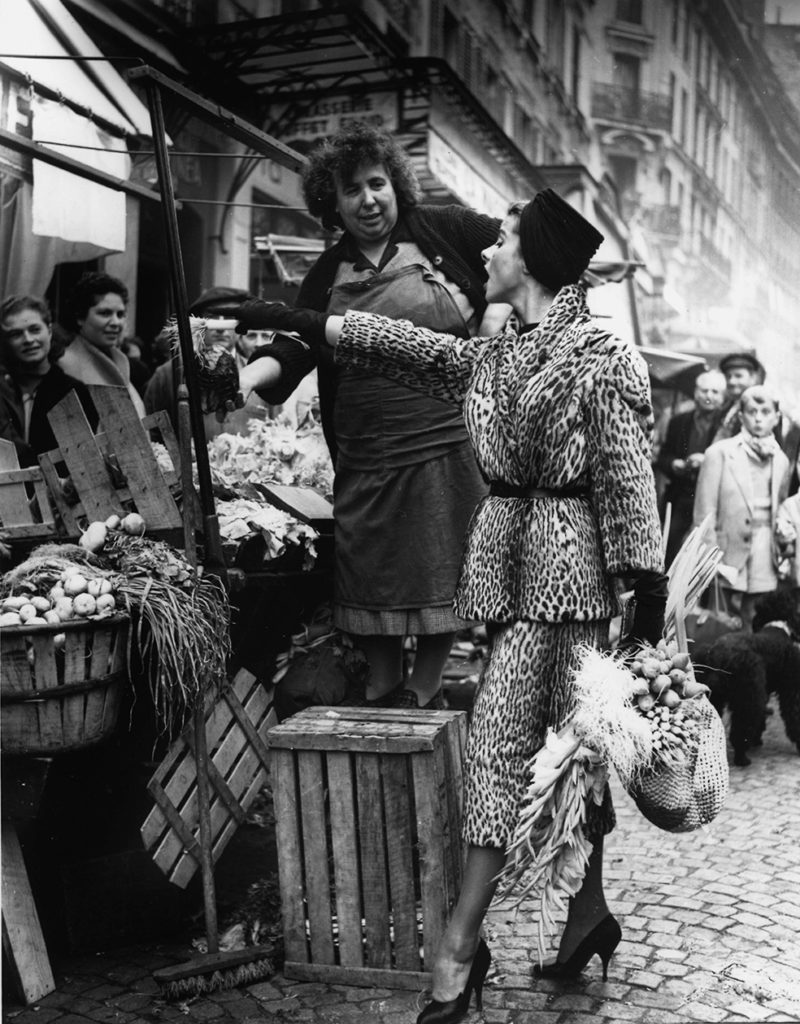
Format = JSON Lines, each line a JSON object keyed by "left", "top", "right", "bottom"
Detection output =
{"left": 533, "top": 915, "right": 621, "bottom": 981}
{"left": 395, "top": 687, "right": 446, "bottom": 710}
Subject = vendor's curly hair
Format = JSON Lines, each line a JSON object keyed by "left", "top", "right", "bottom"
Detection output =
{"left": 302, "top": 122, "right": 421, "bottom": 232}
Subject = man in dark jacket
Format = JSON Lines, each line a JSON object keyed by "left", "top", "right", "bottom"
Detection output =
{"left": 657, "top": 369, "right": 727, "bottom": 566}
{"left": 0, "top": 294, "right": 94, "bottom": 466}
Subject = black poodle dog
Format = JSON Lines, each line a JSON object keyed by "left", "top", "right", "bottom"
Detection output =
{"left": 692, "top": 589, "right": 800, "bottom": 767}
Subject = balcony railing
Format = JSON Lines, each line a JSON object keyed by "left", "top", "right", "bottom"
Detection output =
{"left": 591, "top": 83, "right": 672, "bottom": 131}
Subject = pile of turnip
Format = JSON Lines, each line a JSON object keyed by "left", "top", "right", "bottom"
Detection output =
{"left": 78, "top": 511, "right": 146, "bottom": 555}
{"left": 0, "top": 571, "right": 118, "bottom": 631}
{"left": 627, "top": 638, "right": 710, "bottom": 765}
{"left": 0, "top": 512, "right": 145, "bottom": 634}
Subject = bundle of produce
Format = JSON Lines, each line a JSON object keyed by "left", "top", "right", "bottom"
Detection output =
{"left": 496, "top": 649, "right": 651, "bottom": 957}
{"left": 162, "top": 316, "right": 242, "bottom": 415}
{"left": 497, "top": 528, "right": 726, "bottom": 962}
{"left": 215, "top": 499, "right": 319, "bottom": 568}
{"left": 99, "top": 522, "right": 231, "bottom": 734}
{"left": 206, "top": 416, "right": 333, "bottom": 497}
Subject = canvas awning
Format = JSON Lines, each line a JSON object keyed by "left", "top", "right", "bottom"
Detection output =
{"left": 0, "top": 0, "right": 160, "bottom": 286}
{"left": 0, "top": 0, "right": 152, "bottom": 136}
{"left": 638, "top": 346, "right": 708, "bottom": 394}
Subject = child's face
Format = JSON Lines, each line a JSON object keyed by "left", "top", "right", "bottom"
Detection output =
{"left": 741, "top": 399, "right": 779, "bottom": 438}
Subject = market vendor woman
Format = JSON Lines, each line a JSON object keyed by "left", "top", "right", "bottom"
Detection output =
{"left": 235, "top": 123, "right": 506, "bottom": 709}
{"left": 231, "top": 189, "right": 666, "bottom": 1023}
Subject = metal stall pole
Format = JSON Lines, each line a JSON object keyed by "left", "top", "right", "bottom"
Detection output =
{"left": 140, "top": 76, "right": 227, "bottom": 577}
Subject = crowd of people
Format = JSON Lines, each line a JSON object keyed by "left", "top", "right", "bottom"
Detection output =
{"left": 654, "top": 351, "right": 800, "bottom": 628}
{"left": 2, "top": 121, "right": 799, "bottom": 1024}
{"left": 0, "top": 273, "right": 321, "bottom": 472}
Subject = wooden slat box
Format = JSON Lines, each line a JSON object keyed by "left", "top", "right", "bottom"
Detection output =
{"left": 268, "top": 707, "right": 467, "bottom": 990}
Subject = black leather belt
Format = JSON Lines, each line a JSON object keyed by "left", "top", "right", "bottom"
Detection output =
{"left": 489, "top": 481, "right": 589, "bottom": 499}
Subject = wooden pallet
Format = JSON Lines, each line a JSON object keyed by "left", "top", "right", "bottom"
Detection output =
{"left": 268, "top": 707, "right": 468, "bottom": 989}
{"left": 39, "top": 386, "right": 182, "bottom": 539}
{"left": 140, "top": 668, "right": 277, "bottom": 888}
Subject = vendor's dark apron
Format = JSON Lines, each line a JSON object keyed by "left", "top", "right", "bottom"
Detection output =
{"left": 325, "top": 261, "right": 487, "bottom": 617}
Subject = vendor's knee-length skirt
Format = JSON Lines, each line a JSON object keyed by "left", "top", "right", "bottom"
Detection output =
{"left": 462, "top": 618, "right": 615, "bottom": 848}
{"left": 333, "top": 441, "right": 487, "bottom": 635}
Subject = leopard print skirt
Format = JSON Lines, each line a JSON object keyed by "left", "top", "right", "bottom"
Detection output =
{"left": 462, "top": 618, "right": 616, "bottom": 848}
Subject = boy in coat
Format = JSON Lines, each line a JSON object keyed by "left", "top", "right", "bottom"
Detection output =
{"left": 695, "top": 385, "right": 790, "bottom": 629}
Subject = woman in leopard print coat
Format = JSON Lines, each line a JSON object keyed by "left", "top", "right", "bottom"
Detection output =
{"left": 235, "top": 190, "right": 666, "bottom": 1021}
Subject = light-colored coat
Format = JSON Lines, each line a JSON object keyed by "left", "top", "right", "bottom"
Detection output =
{"left": 694, "top": 435, "right": 790, "bottom": 572}
{"left": 58, "top": 335, "right": 145, "bottom": 417}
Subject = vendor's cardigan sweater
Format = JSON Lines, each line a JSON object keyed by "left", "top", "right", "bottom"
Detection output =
{"left": 252, "top": 204, "right": 501, "bottom": 460}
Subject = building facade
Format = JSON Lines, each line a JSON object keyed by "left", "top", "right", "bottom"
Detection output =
{"left": 2, "top": 0, "right": 799, "bottom": 405}
{"left": 586, "top": 0, "right": 800, "bottom": 407}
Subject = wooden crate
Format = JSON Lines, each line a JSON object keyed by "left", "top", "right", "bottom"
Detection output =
{"left": 268, "top": 707, "right": 468, "bottom": 989}
{"left": 39, "top": 386, "right": 183, "bottom": 541}
{"left": 0, "top": 615, "right": 129, "bottom": 756}
{"left": 140, "top": 669, "right": 276, "bottom": 888}
{"left": 0, "top": 440, "right": 58, "bottom": 543}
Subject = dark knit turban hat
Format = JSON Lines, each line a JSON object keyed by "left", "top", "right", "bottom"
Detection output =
{"left": 518, "top": 188, "right": 604, "bottom": 292}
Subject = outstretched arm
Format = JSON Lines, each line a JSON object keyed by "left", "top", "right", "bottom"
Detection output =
{"left": 235, "top": 302, "right": 495, "bottom": 406}
{"left": 332, "top": 310, "right": 494, "bottom": 405}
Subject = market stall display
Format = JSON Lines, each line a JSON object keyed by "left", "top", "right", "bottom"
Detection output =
{"left": 206, "top": 416, "right": 333, "bottom": 498}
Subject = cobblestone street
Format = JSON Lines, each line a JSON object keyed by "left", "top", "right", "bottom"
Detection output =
{"left": 5, "top": 706, "right": 800, "bottom": 1024}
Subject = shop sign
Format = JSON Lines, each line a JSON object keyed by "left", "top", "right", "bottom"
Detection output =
{"left": 281, "top": 93, "right": 399, "bottom": 150}
{"left": 427, "top": 130, "right": 509, "bottom": 218}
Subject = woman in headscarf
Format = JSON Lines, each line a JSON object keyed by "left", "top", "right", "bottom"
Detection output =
{"left": 234, "top": 189, "right": 666, "bottom": 1023}
{"left": 236, "top": 123, "right": 505, "bottom": 710}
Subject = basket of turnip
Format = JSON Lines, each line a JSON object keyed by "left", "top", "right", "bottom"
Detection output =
{"left": 0, "top": 549, "right": 129, "bottom": 755}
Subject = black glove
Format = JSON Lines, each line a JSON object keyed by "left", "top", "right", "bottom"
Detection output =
{"left": 235, "top": 300, "right": 328, "bottom": 347}
{"left": 619, "top": 570, "right": 668, "bottom": 651}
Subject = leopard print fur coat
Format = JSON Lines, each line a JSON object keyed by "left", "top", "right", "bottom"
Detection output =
{"left": 336, "top": 284, "right": 664, "bottom": 623}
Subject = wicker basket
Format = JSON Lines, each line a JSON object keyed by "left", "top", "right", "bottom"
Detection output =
{"left": 626, "top": 694, "right": 729, "bottom": 833}
{"left": 1, "top": 614, "right": 129, "bottom": 756}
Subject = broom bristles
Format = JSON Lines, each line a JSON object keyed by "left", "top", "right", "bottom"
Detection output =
{"left": 154, "top": 946, "right": 275, "bottom": 1000}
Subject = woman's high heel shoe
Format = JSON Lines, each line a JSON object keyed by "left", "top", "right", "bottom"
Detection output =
{"left": 533, "top": 914, "right": 621, "bottom": 982}
{"left": 417, "top": 938, "right": 491, "bottom": 1024}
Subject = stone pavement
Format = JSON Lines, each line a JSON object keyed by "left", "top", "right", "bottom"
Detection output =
{"left": 5, "top": 709, "right": 800, "bottom": 1024}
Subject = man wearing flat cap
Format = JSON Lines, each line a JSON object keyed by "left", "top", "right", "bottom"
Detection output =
{"left": 189, "top": 286, "right": 254, "bottom": 355}
{"left": 713, "top": 352, "right": 764, "bottom": 444}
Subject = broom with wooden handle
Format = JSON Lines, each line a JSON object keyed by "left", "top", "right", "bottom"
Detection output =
{"left": 151, "top": 388, "right": 273, "bottom": 999}
{"left": 143, "top": 74, "right": 274, "bottom": 995}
